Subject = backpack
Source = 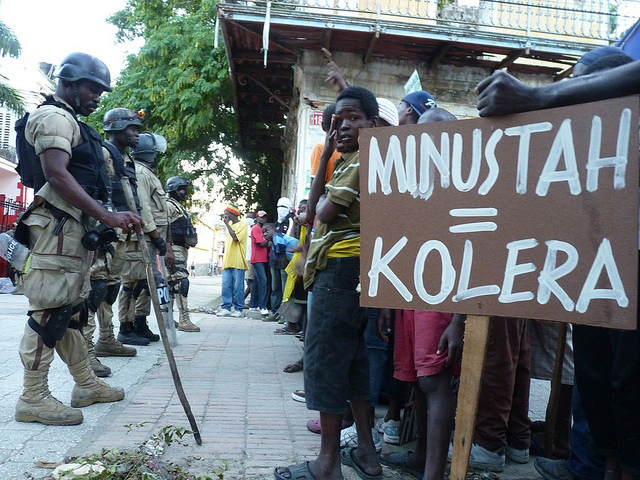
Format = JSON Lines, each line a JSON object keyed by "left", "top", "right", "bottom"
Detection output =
{"left": 14, "top": 97, "right": 75, "bottom": 190}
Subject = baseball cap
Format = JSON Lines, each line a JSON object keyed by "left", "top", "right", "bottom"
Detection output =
{"left": 402, "top": 91, "right": 437, "bottom": 116}
{"left": 577, "top": 46, "right": 625, "bottom": 66}
{"left": 377, "top": 97, "right": 399, "bottom": 126}
{"left": 256, "top": 210, "right": 267, "bottom": 218}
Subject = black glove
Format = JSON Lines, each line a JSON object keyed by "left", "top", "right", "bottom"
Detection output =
{"left": 152, "top": 236, "right": 167, "bottom": 256}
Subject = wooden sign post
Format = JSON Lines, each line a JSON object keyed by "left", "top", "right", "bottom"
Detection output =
{"left": 359, "top": 96, "right": 639, "bottom": 476}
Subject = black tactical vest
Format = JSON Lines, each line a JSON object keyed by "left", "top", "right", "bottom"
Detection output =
{"left": 102, "top": 142, "right": 142, "bottom": 214}
{"left": 169, "top": 198, "right": 197, "bottom": 247}
{"left": 28, "top": 98, "right": 110, "bottom": 201}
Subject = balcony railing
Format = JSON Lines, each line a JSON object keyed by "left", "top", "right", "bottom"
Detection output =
{"left": 228, "top": 0, "right": 638, "bottom": 43}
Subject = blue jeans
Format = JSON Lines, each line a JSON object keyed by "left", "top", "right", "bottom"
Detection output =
{"left": 270, "top": 267, "right": 287, "bottom": 312}
{"left": 567, "top": 378, "right": 606, "bottom": 480}
{"left": 250, "top": 262, "right": 268, "bottom": 309}
{"left": 221, "top": 268, "right": 245, "bottom": 312}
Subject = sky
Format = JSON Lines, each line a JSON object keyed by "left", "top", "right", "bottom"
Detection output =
{"left": 0, "top": 0, "right": 142, "bottom": 80}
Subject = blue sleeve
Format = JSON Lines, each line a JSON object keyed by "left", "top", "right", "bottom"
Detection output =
{"left": 284, "top": 236, "right": 298, "bottom": 260}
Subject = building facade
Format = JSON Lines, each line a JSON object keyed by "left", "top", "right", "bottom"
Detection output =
{"left": 218, "top": 0, "right": 638, "bottom": 205}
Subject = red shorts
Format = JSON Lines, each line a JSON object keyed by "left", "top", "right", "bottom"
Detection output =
{"left": 394, "top": 310, "right": 461, "bottom": 382}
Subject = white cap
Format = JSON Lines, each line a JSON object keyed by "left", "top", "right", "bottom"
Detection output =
{"left": 377, "top": 98, "right": 399, "bottom": 127}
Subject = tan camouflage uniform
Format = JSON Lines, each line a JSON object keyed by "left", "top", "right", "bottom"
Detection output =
{"left": 16, "top": 96, "right": 124, "bottom": 426}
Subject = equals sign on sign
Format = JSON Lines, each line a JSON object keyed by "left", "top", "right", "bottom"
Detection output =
{"left": 449, "top": 208, "right": 498, "bottom": 234}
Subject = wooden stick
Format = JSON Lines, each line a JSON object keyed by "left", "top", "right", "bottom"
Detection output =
{"left": 120, "top": 177, "right": 202, "bottom": 445}
{"left": 544, "top": 322, "right": 568, "bottom": 455}
{"left": 450, "top": 315, "right": 491, "bottom": 480}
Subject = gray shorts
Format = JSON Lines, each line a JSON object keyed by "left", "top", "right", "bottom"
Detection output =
{"left": 246, "top": 263, "right": 255, "bottom": 281}
{"left": 304, "top": 257, "right": 369, "bottom": 414}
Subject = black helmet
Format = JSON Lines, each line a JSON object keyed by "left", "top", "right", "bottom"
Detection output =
{"left": 131, "top": 131, "right": 167, "bottom": 164}
{"left": 166, "top": 176, "right": 190, "bottom": 193}
{"left": 103, "top": 108, "right": 143, "bottom": 132}
{"left": 54, "top": 52, "right": 112, "bottom": 92}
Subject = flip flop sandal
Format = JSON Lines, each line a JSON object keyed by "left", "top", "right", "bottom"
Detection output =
{"left": 340, "top": 447, "right": 382, "bottom": 480}
{"left": 379, "top": 451, "right": 424, "bottom": 479}
{"left": 306, "top": 418, "right": 354, "bottom": 434}
{"left": 273, "top": 461, "right": 316, "bottom": 480}
{"left": 283, "top": 362, "right": 303, "bottom": 373}
{"left": 274, "top": 328, "right": 298, "bottom": 335}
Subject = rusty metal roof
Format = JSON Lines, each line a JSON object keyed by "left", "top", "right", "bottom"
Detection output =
{"left": 218, "top": 0, "right": 636, "bottom": 152}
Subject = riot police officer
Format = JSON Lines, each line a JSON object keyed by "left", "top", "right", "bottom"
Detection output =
{"left": 15, "top": 53, "right": 143, "bottom": 426}
{"left": 118, "top": 132, "right": 172, "bottom": 344}
{"left": 165, "top": 177, "right": 200, "bottom": 332}
{"left": 84, "top": 108, "right": 145, "bottom": 377}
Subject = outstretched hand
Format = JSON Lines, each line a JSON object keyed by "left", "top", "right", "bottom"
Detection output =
{"left": 325, "top": 61, "right": 349, "bottom": 92}
{"left": 476, "top": 70, "right": 543, "bottom": 117}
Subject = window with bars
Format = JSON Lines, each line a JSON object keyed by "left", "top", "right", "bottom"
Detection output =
{"left": 0, "top": 111, "right": 12, "bottom": 149}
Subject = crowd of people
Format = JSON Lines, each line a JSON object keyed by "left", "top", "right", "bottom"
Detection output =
{"left": 264, "top": 47, "right": 638, "bottom": 480}
{"left": 8, "top": 43, "right": 640, "bottom": 480}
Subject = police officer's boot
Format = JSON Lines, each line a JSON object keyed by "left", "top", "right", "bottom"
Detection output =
{"left": 15, "top": 367, "right": 83, "bottom": 425}
{"left": 177, "top": 295, "right": 200, "bottom": 332}
{"left": 134, "top": 316, "right": 160, "bottom": 342}
{"left": 117, "top": 320, "right": 150, "bottom": 346}
{"left": 95, "top": 317, "right": 137, "bottom": 357}
{"left": 68, "top": 358, "right": 125, "bottom": 408}
{"left": 85, "top": 338, "right": 111, "bottom": 377}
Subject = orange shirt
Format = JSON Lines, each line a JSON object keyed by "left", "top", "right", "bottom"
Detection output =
{"left": 310, "top": 142, "right": 341, "bottom": 183}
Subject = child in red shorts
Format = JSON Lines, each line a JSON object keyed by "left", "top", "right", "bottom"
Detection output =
{"left": 379, "top": 309, "right": 464, "bottom": 480}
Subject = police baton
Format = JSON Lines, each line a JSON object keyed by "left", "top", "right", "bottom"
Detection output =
{"left": 120, "top": 176, "right": 202, "bottom": 445}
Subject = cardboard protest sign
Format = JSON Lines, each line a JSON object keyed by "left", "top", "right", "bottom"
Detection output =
{"left": 360, "top": 96, "right": 639, "bottom": 329}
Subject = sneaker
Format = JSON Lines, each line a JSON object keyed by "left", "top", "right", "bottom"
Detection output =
{"left": 230, "top": 310, "right": 243, "bottom": 318}
{"left": 506, "top": 445, "right": 530, "bottom": 464}
{"left": 339, "top": 424, "right": 382, "bottom": 453}
{"left": 248, "top": 307, "right": 260, "bottom": 312}
{"left": 375, "top": 418, "right": 400, "bottom": 444}
{"left": 534, "top": 458, "right": 573, "bottom": 480}
{"left": 468, "top": 444, "right": 505, "bottom": 472}
{"left": 216, "top": 309, "right": 232, "bottom": 317}
{"left": 260, "top": 308, "right": 270, "bottom": 315}
{"left": 291, "top": 389, "right": 306, "bottom": 403}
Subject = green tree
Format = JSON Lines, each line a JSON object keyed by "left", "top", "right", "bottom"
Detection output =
{"left": 91, "top": 0, "right": 281, "bottom": 211}
{"left": 0, "top": 19, "right": 24, "bottom": 115}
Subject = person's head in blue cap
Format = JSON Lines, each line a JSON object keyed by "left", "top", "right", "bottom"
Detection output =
{"left": 398, "top": 90, "right": 437, "bottom": 125}
{"left": 573, "top": 46, "right": 625, "bottom": 77}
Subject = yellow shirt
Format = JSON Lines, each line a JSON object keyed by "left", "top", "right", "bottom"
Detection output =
{"left": 327, "top": 236, "right": 360, "bottom": 258}
{"left": 223, "top": 220, "right": 249, "bottom": 270}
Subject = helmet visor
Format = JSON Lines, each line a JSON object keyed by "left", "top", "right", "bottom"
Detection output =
{"left": 153, "top": 134, "right": 167, "bottom": 153}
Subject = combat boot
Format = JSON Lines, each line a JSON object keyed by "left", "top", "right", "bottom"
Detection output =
{"left": 117, "top": 320, "right": 150, "bottom": 346}
{"left": 68, "top": 358, "right": 125, "bottom": 408}
{"left": 134, "top": 316, "right": 160, "bottom": 342}
{"left": 95, "top": 319, "right": 137, "bottom": 357}
{"left": 15, "top": 368, "right": 83, "bottom": 425}
{"left": 177, "top": 295, "right": 200, "bottom": 332}
{"left": 85, "top": 338, "right": 111, "bottom": 377}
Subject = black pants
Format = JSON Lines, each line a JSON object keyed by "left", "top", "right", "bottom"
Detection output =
{"left": 573, "top": 321, "right": 640, "bottom": 475}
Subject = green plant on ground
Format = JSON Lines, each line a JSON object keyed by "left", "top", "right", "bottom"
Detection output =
{"left": 50, "top": 425, "right": 228, "bottom": 480}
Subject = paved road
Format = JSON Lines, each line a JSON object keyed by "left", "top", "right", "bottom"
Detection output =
{"left": 0, "top": 276, "right": 547, "bottom": 479}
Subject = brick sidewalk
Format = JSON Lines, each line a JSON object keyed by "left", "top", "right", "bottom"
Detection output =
{"left": 0, "top": 276, "right": 543, "bottom": 479}
{"left": 77, "top": 313, "right": 314, "bottom": 479}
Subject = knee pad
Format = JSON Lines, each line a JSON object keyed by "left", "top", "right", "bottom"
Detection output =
{"left": 87, "top": 279, "right": 109, "bottom": 312}
{"left": 121, "top": 285, "right": 133, "bottom": 299}
{"left": 105, "top": 283, "right": 120, "bottom": 305}
{"left": 179, "top": 278, "right": 189, "bottom": 297}
{"left": 132, "top": 280, "right": 149, "bottom": 299}
{"left": 28, "top": 304, "right": 73, "bottom": 349}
